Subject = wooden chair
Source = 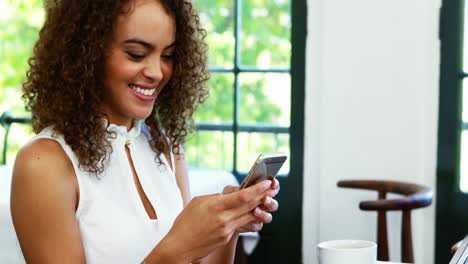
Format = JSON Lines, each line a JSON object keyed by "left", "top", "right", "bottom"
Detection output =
{"left": 0, "top": 111, "right": 30, "bottom": 164}
{"left": 337, "top": 180, "right": 433, "bottom": 263}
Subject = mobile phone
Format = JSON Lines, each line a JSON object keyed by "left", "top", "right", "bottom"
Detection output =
{"left": 239, "top": 152, "right": 288, "bottom": 189}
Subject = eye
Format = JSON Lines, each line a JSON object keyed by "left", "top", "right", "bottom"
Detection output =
{"left": 126, "top": 51, "right": 145, "bottom": 60}
{"left": 161, "top": 54, "right": 174, "bottom": 61}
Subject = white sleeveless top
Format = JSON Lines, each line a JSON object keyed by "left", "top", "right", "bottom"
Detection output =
{"left": 31, "top": 120, "right": 184, "bottom": 263}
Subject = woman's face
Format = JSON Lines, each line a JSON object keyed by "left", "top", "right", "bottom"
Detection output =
{"left": 101, "top": 0, "right": 176, "bottom": 129}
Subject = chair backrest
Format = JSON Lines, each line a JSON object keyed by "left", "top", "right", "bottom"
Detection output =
{"left": 337, "top": 179, "right": 433, "bottom": 263}
{"left": 0, "top": 112, "right": 31, "bottom": 165}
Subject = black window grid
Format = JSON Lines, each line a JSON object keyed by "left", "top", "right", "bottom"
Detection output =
{"left": 199, "top": 0, "right": 291, "bottom": 178}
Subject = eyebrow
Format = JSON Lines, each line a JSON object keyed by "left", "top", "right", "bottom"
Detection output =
{"left": 124, "top": 38, "right": 176, "bottom": 50}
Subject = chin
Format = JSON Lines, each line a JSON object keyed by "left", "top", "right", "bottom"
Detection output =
{"left": 134, "top": 112, "right": 153, "bottom": 121}
{"left": 130, "top": 106, "right": 154, "bottom": 121}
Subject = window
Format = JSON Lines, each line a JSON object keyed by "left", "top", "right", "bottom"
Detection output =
{"left": 458, "top": 2, "right": 468, "bottom": 192}
{"left": 436, "top": 0, "right": 468, "bottom": 262}
{"left": 188, "top": 0, "right": 292, "bottom": 179}
{"left": 0, "top": 0, "right": 43, "bottom": 164}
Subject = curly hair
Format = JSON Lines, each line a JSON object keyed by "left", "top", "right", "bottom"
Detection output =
{"left": 22, "top": 0, "right": 209, "bottom": 174}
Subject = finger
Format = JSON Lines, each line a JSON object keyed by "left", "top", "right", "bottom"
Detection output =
{"left": 245, "top": 179, "right": 272, "bottom": 194}
{"left": 250, "top": 223, "right": 263, "bottom": 232}
{"left": 237, "top": 227, "right": 251, "bottom": 233}
{"left": 261, "top": 197, "right": 279, "bottom": 212}
{"left": 219, "top": 180, "right": 273, "bottom": 222}
{"left": 265, "top": 188, "right": 279, "bottom": 198}
{"left": 238, "top": 223, "right": 263, "bottom": 233}
{"left": 222, "top": 185, "right": 239, "bottom": 195}
{"left": 253, "top": 207, "right": 273, "bottom": 224}
{"left": 191, "top": 193, "right": 222, "bottom": 202}
{"left": 232, "top": 211, "right": 258, "bottom": 230}
{"left": 266, "top": 185, "right": 280, "bottom": 197}
{"left": 265, "top": 178, "right": 280, "bottom": 196}
{"left": 220, "top": 180, "right": 271, "bottom": 210}
{"left": 270, "top": 177, "right": 280, "bottom": 190}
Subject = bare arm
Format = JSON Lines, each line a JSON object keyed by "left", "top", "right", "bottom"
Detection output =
{"left": 144, "top": 147, "right": 275, "bottom": 263}
{"left": 174, "top": 150, "right": 239, "bottom": 264}
{"left": 10, "top": 139, "right": 86, "bottom": 263}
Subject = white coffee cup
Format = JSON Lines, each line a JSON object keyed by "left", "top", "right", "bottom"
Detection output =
{"left": 317, "top": 240, "right": 377, "bottom": 264}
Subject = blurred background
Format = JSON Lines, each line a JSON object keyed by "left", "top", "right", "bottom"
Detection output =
{"left": 2, "top": 0, "right": 468, "bottom": 263}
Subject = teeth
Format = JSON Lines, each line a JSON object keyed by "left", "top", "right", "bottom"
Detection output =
{"left": 129, "top": 85, "right": 155, "bottom": 96}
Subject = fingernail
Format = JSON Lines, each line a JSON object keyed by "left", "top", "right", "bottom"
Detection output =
{"left": 254, "top": 207, "right": 262, "bottom": 216}
{"left": 262, "top": 180, "right": 272, "bottom": 189}
{"left": 273, "top": 179, "right": 279, "bottom": 187}
{"left": 265, "top": 196, "right": 272, "bottom": 205}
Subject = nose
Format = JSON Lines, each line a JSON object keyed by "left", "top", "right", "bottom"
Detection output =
{"left": 143, "top": 58, "right": 163, "bottom": 83}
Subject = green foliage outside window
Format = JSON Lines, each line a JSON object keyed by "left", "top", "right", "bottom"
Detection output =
{"left": 189, "top": 0, "right": 291, "bottom": 173}
{"left": 0, "top": 0, "right": 291, "bottom": 173}
{"left": 0, "top": 0, "right": 44, "bottom": 164}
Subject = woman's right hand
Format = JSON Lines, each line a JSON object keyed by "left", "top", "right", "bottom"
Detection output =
{"left": 159, "top": 179, "right": 272, "bottom": 263}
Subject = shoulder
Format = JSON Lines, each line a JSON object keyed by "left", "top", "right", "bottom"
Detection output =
{"left": 12, "top": 138, "right": 78, "bottom": 203}
{"left": 14, "top": 138, "right": 74, "bottom": 176}
{"left": 11, "top": 139, "right": 85, "bottom": 262}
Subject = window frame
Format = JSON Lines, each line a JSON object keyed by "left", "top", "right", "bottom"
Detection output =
{"left": 436, "top": 0, "right": 468, "bottom": 262}
{"left": 192, "top": 0, "right": 306, "bottom": 262}
{"left": 193, "top": 0, "right": 292, "bottom": 181}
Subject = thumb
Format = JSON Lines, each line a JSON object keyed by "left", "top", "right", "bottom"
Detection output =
{"left": 222, "top": 185, "right": 239, "bottom": 195}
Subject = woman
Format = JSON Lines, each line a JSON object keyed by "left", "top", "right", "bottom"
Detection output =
{"left": 11, "top": 0, "right": 280, "bottom": 263}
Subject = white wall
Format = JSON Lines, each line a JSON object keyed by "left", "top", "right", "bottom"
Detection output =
{"left": 303, "top": 0, "right": 441, "bottom": 263}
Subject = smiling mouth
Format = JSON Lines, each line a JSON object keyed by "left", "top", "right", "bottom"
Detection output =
{"left": 129, "top": 84, "right": 156, "bottom": 97}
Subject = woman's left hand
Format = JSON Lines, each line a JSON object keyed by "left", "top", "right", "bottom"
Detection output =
{"left": 222, "top": 177, "right": 280, "bottom": 233}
